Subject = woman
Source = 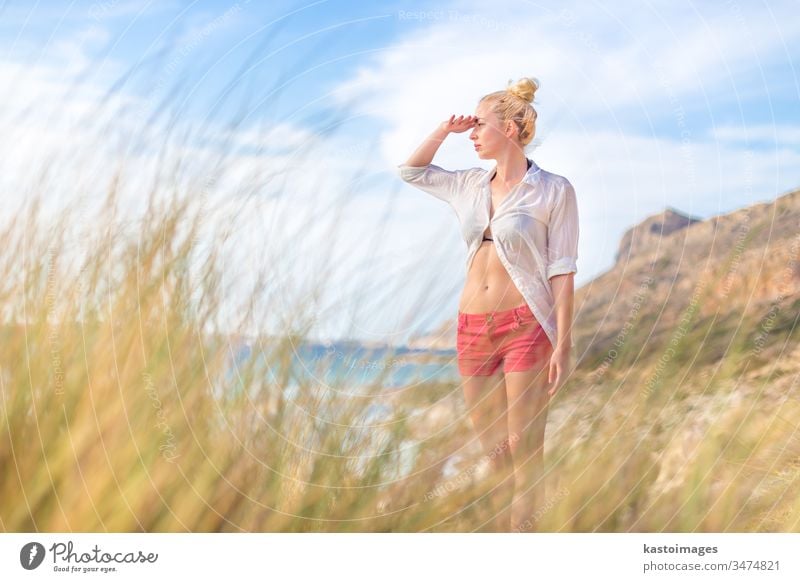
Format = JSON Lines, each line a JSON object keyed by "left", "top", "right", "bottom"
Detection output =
{"left": 397, "top": 77, "right": 579, "bottom": 532}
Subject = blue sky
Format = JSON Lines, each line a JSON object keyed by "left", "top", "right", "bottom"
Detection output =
{"left": 2, "top": 0, "right": 798, "bottom": 343}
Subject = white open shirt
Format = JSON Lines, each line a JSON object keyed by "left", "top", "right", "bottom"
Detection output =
{"left": 396, "top": 158, "right": 579, "bottom": 350}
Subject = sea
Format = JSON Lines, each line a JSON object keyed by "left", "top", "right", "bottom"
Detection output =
{"left": 225, "top": 339, "right": 460, "bottom": 389}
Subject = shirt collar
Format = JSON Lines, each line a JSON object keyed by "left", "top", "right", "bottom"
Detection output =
{"left": 484, "top": 157, "right": 541, "bottom": 186}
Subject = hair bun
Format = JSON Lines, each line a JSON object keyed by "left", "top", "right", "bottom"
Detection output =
{"left": 506, "top": 77, "right": 539, "bottom": 103}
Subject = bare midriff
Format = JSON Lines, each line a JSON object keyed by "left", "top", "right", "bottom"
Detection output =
{"left": 458, "top": 175, "right": 528, "bottom": 314}
{"left": 459, "top": 239, "right": 526, "bottom": 313}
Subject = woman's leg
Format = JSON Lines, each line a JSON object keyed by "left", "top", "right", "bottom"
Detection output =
{"left": 461, "top": 368, "right": 514, "bottom": 531}
{"left": 503, "top": 348, "right": 552, "bottom": 532}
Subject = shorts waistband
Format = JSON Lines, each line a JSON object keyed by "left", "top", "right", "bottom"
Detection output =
{"left": 457, "top": 303, "right": 532, "bottom": 326}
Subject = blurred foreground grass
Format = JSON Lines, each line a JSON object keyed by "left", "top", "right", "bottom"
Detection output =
{"left": 1, "top": 184, "right": 799, "bottom": 533}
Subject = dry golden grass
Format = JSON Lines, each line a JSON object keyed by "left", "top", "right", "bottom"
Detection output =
{"left": 1, "top": 149, "right": 799, "bottom": 534}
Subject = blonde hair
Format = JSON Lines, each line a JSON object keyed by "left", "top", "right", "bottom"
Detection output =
{"left": 479, "top": 77, "right": 540, "bottom": 148}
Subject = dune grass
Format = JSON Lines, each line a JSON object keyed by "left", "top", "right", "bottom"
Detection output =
{"left": 1, "top": 179, "right": 798, "bottom": 533}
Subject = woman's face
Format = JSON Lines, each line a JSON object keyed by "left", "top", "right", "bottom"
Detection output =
{"left": 469, "top": 101, "right": 512, "bottom": 159}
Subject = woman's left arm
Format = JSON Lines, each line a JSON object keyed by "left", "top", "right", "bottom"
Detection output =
{"left": 548, "top": 273, "right": 575, "bottom": 396}
{"left": 546, "top": 180, "right": 580, "bottom": 396}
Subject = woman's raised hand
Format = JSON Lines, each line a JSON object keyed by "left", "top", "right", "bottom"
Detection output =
{"left": 441, "top": 114, "right": 477, "bottom": 134}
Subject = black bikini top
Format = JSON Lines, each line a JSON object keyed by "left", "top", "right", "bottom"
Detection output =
{"left": 483, "top": 159, "right": 532, "bottom": 242}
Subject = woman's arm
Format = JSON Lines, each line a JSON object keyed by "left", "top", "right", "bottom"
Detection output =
{"left": 546, "top": 180, "right": 579, "bottom": 349}
{"left": 403, "top": 115, "right": 476, "bottom": 166}
{"left": 546, "top": 179, "right": 579, "bottom": 396}
{"left": 550, "top": 274, "right": 575, "bottom": 350}
{"left": 397, "top": 115, "right": 478, "bottom": 203}
{"left": 548, "top": 273, "right": 575, "bottom": 397}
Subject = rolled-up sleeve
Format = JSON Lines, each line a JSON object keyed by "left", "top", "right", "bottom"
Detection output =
{"left": 546, "top": 180, "right": 579, "bottom": 280}
{"left": 397, "top": 163, "right": 467, "bottom": 204}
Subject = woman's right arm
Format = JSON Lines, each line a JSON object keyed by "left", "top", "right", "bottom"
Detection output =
{"left": 403, "top": 115, "right": 476, "bottom": 165}
{"left": 397, "top": 115, "right": 477, "bottom": 203}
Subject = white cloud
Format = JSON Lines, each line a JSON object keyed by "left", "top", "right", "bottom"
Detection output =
{"left": 711, "top": 124, "right": 800, "bottom": 146}
{"left": 336, "top": 0, "right": 800, "bottom": 127}
{"left": 328, "top": 0, "right": 800, "bottom": 290}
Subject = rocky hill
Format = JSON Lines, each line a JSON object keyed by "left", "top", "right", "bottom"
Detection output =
{"left": 615, "top": 207, "right": 702, "bottom": 264}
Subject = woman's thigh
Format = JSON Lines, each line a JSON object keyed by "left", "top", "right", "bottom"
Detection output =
{"left": 503, "top": 359, "right": 551, "bottom": 456}
{"left": 500, "top": 314, "right": 552, "bottom": 451}
{"left": 461, "top": 369, "right": 510, "bottom": 456}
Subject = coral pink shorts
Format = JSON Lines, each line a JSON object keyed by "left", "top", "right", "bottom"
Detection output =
{"left": 457, "top": 303, "right": 552, "bottom": 377}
